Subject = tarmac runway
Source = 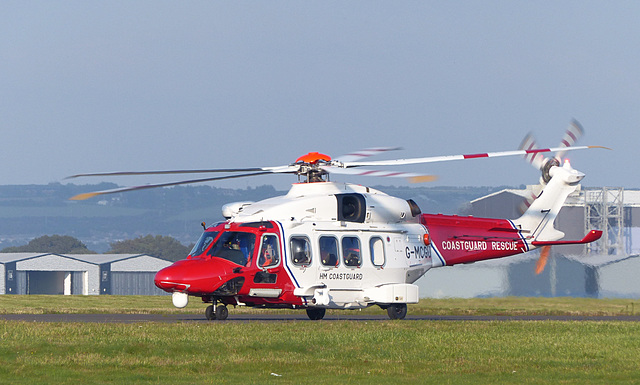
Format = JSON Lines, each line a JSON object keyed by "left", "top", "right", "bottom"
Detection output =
{"left": 2, "top": 313, "right": 640, "bottom": 323}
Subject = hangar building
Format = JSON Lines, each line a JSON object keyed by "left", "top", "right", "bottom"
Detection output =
{"left": 0, "top": 253, "right": 172, "bottom": 295}
{"left": 416, "top": 186, "right": 640, "bottom": 298}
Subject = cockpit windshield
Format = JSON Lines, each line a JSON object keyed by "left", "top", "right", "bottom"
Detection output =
{"left": 189, "top": 231, "right": 219, "bottom": 257}
{"left": 207, "top": 231, "right": 256, "bottom": 266}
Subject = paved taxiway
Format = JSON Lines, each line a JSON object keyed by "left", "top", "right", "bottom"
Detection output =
{"left": 2, "top": 313, "right": 640, "bottom": 323}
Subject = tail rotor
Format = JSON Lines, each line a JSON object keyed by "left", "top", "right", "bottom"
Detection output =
{"left": 518, "top": 120, "right": 585, "bottom": 274}
{"left": 519, "top": 119, "right": 585, "bottom": 186}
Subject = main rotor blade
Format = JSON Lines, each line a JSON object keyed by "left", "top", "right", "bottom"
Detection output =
{"left": 341, "top": 145, "right": 609, "bottom": 168}
{"left": 323, "top": 166, "right": 437, "bottom": 183}
{"left": 333, "top": 147, "right": 403, "bottom": 163}
{"left": 66, "top": 165, "right": 293, "bottom": 179}
{"left": 69, "top": 171, "right": 281, "bottom": 201}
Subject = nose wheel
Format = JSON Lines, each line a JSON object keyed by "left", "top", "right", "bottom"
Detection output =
{"left": 205, "top": 300, "right": 229, "bottom": 321}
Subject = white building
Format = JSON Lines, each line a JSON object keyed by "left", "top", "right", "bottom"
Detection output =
{"left": 0, "top": 253, "right": 172, "bottom": 295}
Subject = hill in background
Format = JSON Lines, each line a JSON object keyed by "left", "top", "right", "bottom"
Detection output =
{"left": 0, "top": 183, "right": 508, "bottom": 252}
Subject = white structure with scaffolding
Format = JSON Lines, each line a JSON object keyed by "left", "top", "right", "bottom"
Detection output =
{"left": 584, "top": 187, "right": 626, "bottom": 255}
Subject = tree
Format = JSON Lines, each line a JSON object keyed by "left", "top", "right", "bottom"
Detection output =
{"left": 1, "top": 235, "right": 96, "bottom": 254}
{"left": 108, "top": 235, "right": 191, "bottom": 261}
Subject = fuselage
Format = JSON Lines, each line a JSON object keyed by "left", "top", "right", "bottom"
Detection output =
{"left": 155, "top": 182, "right": 540, "bottom": 310}
{"left": 155, "top": 182, "right": 432, "bottom": 309}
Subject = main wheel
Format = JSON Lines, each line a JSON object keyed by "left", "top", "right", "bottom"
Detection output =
{"left": 386, "top": 303, "right": 407, "bottom": 320}
{"left": 306, "top": 308, "right": 326, "bottom": 320}
{"left": 215, "top": 304, "right": 229, "bottom": 321}
{"left": 205, "top": 305, "right": 216, "bottom": 320}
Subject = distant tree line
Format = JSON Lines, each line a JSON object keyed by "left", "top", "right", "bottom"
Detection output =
{"left": 108, "top": 235, "right": 193, "bottom": 261}
{"left": 1, "top": 235, "right": 96, "bottom": 254}
{"left": 1, "top": 234, "right": 192, "bottom": 261}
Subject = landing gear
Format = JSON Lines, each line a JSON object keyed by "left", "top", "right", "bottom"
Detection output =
{"left": 205, "top": 299, "right": 229, "bottom": 321}
{"left": 215, "top": 304, "right": 229, "bottom": 320}
{"left": 205, "top": 305, "right": 216, "bottom": 320}
{"left": 386, "top": 303, "right": 407, "bottom": 320}
{"left": 306, "top": 307, "right": 326, "bottom": 320}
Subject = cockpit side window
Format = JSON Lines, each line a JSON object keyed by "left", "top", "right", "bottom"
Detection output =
{"left": 319, "top": 236, "right": 339, "bottom": 267}
{"left": 291, "top": 237, "right": 311, "bottom": 266}
{"left": 342, "top": 236, "right": 361, "bottom": 267}
{"left": 258, "top": 234, "right": 280, "bottom": 268}
{"left": 208, "top": 232, "right": 256, "bottom": 266}
{"left": 189, "top": 231, "right": 219, "bottom": 257}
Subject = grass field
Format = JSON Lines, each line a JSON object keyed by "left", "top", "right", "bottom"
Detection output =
{"left": 1, "top": 296, "right": 639, "bottom": 384}
{"left": 1, "top": 295, "right": 639, "bottom": 316}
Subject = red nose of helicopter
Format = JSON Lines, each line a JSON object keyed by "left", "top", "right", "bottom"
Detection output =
{"left": 154, "top": 258, "right": 237, "bottom": 294}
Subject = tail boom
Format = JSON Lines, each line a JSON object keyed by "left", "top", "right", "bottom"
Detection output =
{"left": 421, "top": 214, "right": 529, "bottom": 266}
{"left": 421, "top": 216, "right": 601, "bottom": 268}
{"left": 421, "top": 160, "right": 602, "bottom": 267}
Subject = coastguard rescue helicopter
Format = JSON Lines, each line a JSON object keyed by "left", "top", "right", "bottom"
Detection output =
{"left": 69, "top": 122, "right": 607, "bottom": 320}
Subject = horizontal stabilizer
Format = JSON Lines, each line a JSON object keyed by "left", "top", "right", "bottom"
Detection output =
{"left": 531, "top": 230, "right": 602, "bottom": 247}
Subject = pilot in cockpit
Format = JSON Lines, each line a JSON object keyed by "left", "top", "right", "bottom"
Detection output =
{"left": 259, "top": 235, "right": 280, "bottom": 267}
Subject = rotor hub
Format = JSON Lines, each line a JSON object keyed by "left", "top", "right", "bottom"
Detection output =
{"left": 294, "top": 152, "right": 334, "bottom": 183}
{"left": 541, "top": 158, "right": 560, "bottom": 184}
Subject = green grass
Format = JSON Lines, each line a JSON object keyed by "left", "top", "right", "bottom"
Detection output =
{"left": 1, "top": 320, "right": 639, "bottom": 384}
{"left": 1, "top": 297, "right": 639, "bottom": 383}
{"left": 1, "top": 295, "right": 639, "bottom": 316}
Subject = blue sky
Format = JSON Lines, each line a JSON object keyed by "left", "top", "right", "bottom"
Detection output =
{"left": 2, "top": 2, "right": 638, "bottom": 191}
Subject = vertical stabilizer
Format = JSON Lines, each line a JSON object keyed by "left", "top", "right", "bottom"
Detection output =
{"left": 513, "top": 160, "right": 584, "bottom": 242}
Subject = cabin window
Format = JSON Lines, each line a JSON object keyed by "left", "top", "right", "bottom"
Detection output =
{"left": 319, "top": 236, "right": 339, "bottom": 267}
{"left": 291, "top": 237, "right": 312, "bottom": 266}
{"left": 258, "top": 234, "right": 280, "bottom": 268}
{"left": 370, "top": 237, "right": 386, "bottom": 267}
{"left": 342, "top": 236, "right": 361, "bottom": 267}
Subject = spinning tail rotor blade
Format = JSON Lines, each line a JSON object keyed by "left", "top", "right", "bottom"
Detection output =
{"left": 535, "top": 245, "right": 552, "bottom": 275}
{"left": 556, "top": 119, "right": 584, "bottom": 160}
{"left": 517, "top": 133, "right": 545, "bottom": 215}
{"left": 519, "top": 133, "right": 546, "bottom": 170}
{"left": 518, "top": 184, "right": 544, "bottom": 215}
{"left": 517, "top": 119, "right": 586, "bottom": 173}
{"left": 517, "top": 120, "right": 593, "bottom": 213}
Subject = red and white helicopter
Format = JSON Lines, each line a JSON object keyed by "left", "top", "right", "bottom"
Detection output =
{"left": 69, "top": 123, "right": 606, "bottom": 320}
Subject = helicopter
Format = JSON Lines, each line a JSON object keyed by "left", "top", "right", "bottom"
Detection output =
{"left": 68, "top": 127, "right": 607, "bottom": 320}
